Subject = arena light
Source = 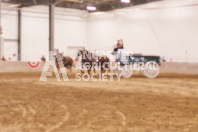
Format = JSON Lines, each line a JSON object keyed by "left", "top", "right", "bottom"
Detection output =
{"left": 121, "top": 0, "right": 130, "bottom": 3}
{"left": 87, "top": 6, "right": 96, "bottom": 11}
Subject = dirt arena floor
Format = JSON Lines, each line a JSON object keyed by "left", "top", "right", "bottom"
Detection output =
{"left": 0, "top": 72, "right": 198, "bottom": 132}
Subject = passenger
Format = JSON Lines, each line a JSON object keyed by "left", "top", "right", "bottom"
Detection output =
{"left": 112, "top": 39, "right": 124, "bottom": 55}
{"left": 118, "top": 39, "right": 124, "bottom": 49}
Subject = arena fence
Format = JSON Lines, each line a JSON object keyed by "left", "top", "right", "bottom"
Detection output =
{"left": 0, "top": 61, "right": 198, "bottom": 74}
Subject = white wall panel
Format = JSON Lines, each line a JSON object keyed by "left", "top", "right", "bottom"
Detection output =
{"left": 1, "top": 9, "right": 18, "bottom": 39}
{"left": 1, "top": 0, "right": 198, "bottom": 62}
{"left": 21, "top": 11, "right": 49, "bottom": 61}
{"left": 21, "top": 7, "right": 87, "bottom": 61}
{"left": 87, "top": 0, "right": 198, "bottom": 62}
{"left": 54, "top": 14, "right": 87, "bottom": 56}
{"left": 1, "top": 9, "right": 18, "bottom": 60}
{"left": 3, "top": 40, "right": 18, "bottom": 61}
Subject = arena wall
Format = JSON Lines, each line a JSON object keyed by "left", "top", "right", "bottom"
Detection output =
{"left": 0, "top": 61, "right": 198, "bottom": 75}
{"left": 87, "top": 0, "right": 198, "bottom": 62}
{"left": 21, "top": 7, "right": 88, "bottom": 61}
{"left": 0, "top": 61, "right": 44, "bottom": 73}
{"left": 160, "top": 62, "right": 198, "bottom": 74}
{"left": 1, "top": 1, "right": 198, "bottom": 62}
{"left": 1, "top": 6, "right": 87, "bottom": 61}
{"left": 1, "top": 9, "right": 18, "bottom": 61}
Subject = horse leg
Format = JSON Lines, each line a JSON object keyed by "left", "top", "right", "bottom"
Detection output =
{"left": 88, "top": 68, "right": 91, "bottom": 75}
{"left": 81, "top": 65, "right": 84, "bottom": 73}
{"left": 69, "top": 66, "right": 72, "bottom": 73}
{"left": 93, "top": 67, "right": 96, "bottom": 73}
{"left": 101, "top": 67, "right": 104, "bottom": 74}
{"left": 57, "top": 67, "right": 62, "bottom": 76}
{"left": 107, "top": 64, "right": 110, "bottom": 73}
{"left": 87, "top": 64, "right": 91, "bottom": 75}
{"left": 91, "top": 63, "right": 96, "bottom": 73}
{"left": 103, "top": 63, "right": 108, "bottom": 73}
{"left": 67, "top": 66, "right": 71, "bottom": 76}
{"left": 108, "top": 66, "right": 111, "bottom": 73}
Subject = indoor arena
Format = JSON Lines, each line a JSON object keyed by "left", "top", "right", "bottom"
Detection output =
{"left": 0, "top": 0, "right": 198, "bottom": 132}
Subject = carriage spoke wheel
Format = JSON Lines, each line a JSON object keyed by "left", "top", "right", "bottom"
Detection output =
{"left": 121, "top": 65, "right": 133, "bottom": 78}
{"left": 143, "top": 61, "right": 160, "bottom": 78}
{"left": 114, "top": 62, "right": 121, "bottom": 75}
{"left": 114, "top": 68, "right": 121, "bottom": 75}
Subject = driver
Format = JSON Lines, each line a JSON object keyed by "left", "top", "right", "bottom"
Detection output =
{"left": 112, "top": 39, "right": 124, "bottom": 55}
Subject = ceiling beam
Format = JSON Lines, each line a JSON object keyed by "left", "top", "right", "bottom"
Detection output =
{"left": 1, "top": 0, "right": 161, "bottom": 11}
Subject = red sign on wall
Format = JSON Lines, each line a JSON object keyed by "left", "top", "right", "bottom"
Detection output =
{"left": 27, "top": 61, "right": 40, "bottom": 69}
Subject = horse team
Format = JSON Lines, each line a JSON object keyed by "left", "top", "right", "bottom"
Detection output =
{"left": 54, "top": 49, "right": 110, "bottom": 75}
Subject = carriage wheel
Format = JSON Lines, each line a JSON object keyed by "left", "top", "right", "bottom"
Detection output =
{"left": 143, "top": 61, "right": 160, "bottom": 78}
{"left": 121, "top": 65, "right": 133, "bottom": 78}
{"left": 114, "top": 62, "right": 121, "bottom": 75}
{"left": 114, "top": 68, "right": 121, "bottom": 75}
